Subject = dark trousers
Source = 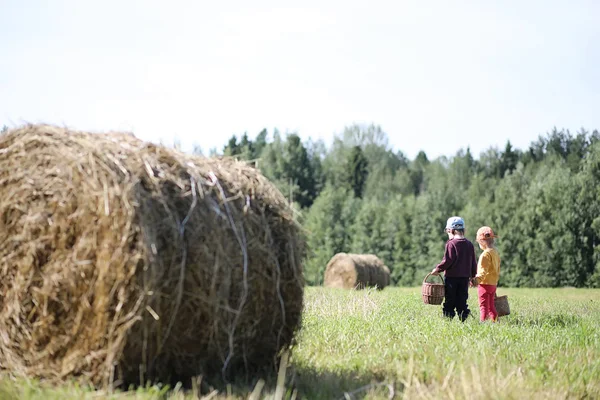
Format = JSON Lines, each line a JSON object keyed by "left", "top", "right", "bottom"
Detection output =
{"left": 443, "top": 277, "right": 471, "bottom": 321}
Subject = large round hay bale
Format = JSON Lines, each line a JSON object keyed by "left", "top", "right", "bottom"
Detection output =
{"left": 323, "top": 253, "right": 390, "bottom": 290}
{"left": 0, "top": 125, "right": 305, "bottom": 388}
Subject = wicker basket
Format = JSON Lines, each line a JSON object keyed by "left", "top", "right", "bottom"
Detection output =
{"left": 495, "top": 294, "right": 510, "bottom": 317}
{"left": 422, "top": 273, "right": 445, "bottom": 305}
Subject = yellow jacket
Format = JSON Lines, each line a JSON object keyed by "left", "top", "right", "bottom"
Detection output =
{"left": 476, "top": 248, "right": 500, "bottom": 285}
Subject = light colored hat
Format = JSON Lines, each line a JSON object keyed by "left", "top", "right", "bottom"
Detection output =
{"left": 445, "top": 216, "right": 465, "bottom": 230}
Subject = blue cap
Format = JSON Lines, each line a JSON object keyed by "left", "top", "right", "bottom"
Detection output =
{"left": 446, "top": 216, "right": 465, "bottom": 230}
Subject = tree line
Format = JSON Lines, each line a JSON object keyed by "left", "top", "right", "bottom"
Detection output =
{"left": 5, "top": 123, "right": 598, "bottom": 288}
{"left": 213, "top": 124, "right": 600, "bottom": 288}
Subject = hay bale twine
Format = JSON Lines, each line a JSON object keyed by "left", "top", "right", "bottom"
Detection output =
{"left": 0, "top": 125, "right": 305, "bottom": 388}
{"left": 323, "top": 253, "right": 390, "bottom": 290}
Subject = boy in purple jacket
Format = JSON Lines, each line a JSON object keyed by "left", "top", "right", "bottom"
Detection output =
{"left": 431, "top": 216, "right": 477, "bottom": 321}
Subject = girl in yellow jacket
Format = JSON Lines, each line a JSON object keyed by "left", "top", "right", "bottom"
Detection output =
{"left": 474, "top": 226, "right": 501, "bottom": 322}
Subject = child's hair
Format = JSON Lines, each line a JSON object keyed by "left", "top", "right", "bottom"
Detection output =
{"left": 479, "top": 236, "right": 495, "bottom": 247}
{"left": 451, "top": 229, "right": 465, "bottom": 235}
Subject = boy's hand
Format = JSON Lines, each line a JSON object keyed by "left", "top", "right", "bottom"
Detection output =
{"left": 430, "top": 268, "right": 439, "bottom": 276}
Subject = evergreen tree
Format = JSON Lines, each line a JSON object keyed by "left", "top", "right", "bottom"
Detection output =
{"left": 409, "top": 151, "right": 429, "bottom": 195}
{"left": 223, "top": 135, "right": 240, "bottom": 156}
{"left": 478, "top": 147, "right": 503, "bottom": 178}
{"left": 282, "top": 134, "right": 317, "bottom": 208}
{"left": 306, "top": 138, "right": 326, "bottom": 195}
{"left": 259, "top": 132, "right": 316, "bottom": 208}
{"left": 346, "top": 146, "right": 369, "bottom": 198}
{"left": 500, "top": 141, "right": 519, "bottom": 176}
{"left": 254, "top": 129, "right": 268, "bottom": 160}
{"left": 386, "top": 195, "right": 416, "bottom": 285}
{"left": 238, "top": 132, "right": 254, "bottom": 160}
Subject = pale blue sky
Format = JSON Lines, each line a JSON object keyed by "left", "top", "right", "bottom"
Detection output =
{"left": 1, "top": 0, "right": 598, "bottom": 159}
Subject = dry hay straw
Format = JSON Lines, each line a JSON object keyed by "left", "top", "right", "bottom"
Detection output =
{"left": 323, "top": 253, "right": 390, "bottom": 290}
{"left": 0, "top": 124, "right": 305, "bottom": 388}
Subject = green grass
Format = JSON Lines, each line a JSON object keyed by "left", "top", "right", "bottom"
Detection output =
{"left": 1, "top": 287, "right": 599, "bottom": 399}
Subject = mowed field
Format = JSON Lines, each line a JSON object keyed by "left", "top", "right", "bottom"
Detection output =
{"left": 1, "top": 287, "right": 599, "bottom": 399}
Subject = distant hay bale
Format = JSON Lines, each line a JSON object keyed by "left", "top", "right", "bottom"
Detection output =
{"left": 0, "top": 124, "right": 305, "bottom": 388}
{"left": 323, "top": 253, "right": 390, "bottom": 290}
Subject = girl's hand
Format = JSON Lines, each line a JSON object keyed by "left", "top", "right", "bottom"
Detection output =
{"left": 430, "top": 268, "right": 439, "bottom": 276}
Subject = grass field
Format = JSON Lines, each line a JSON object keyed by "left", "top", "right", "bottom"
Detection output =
{"left": 1, "top": 287, "right": 599, "bottom": 399}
